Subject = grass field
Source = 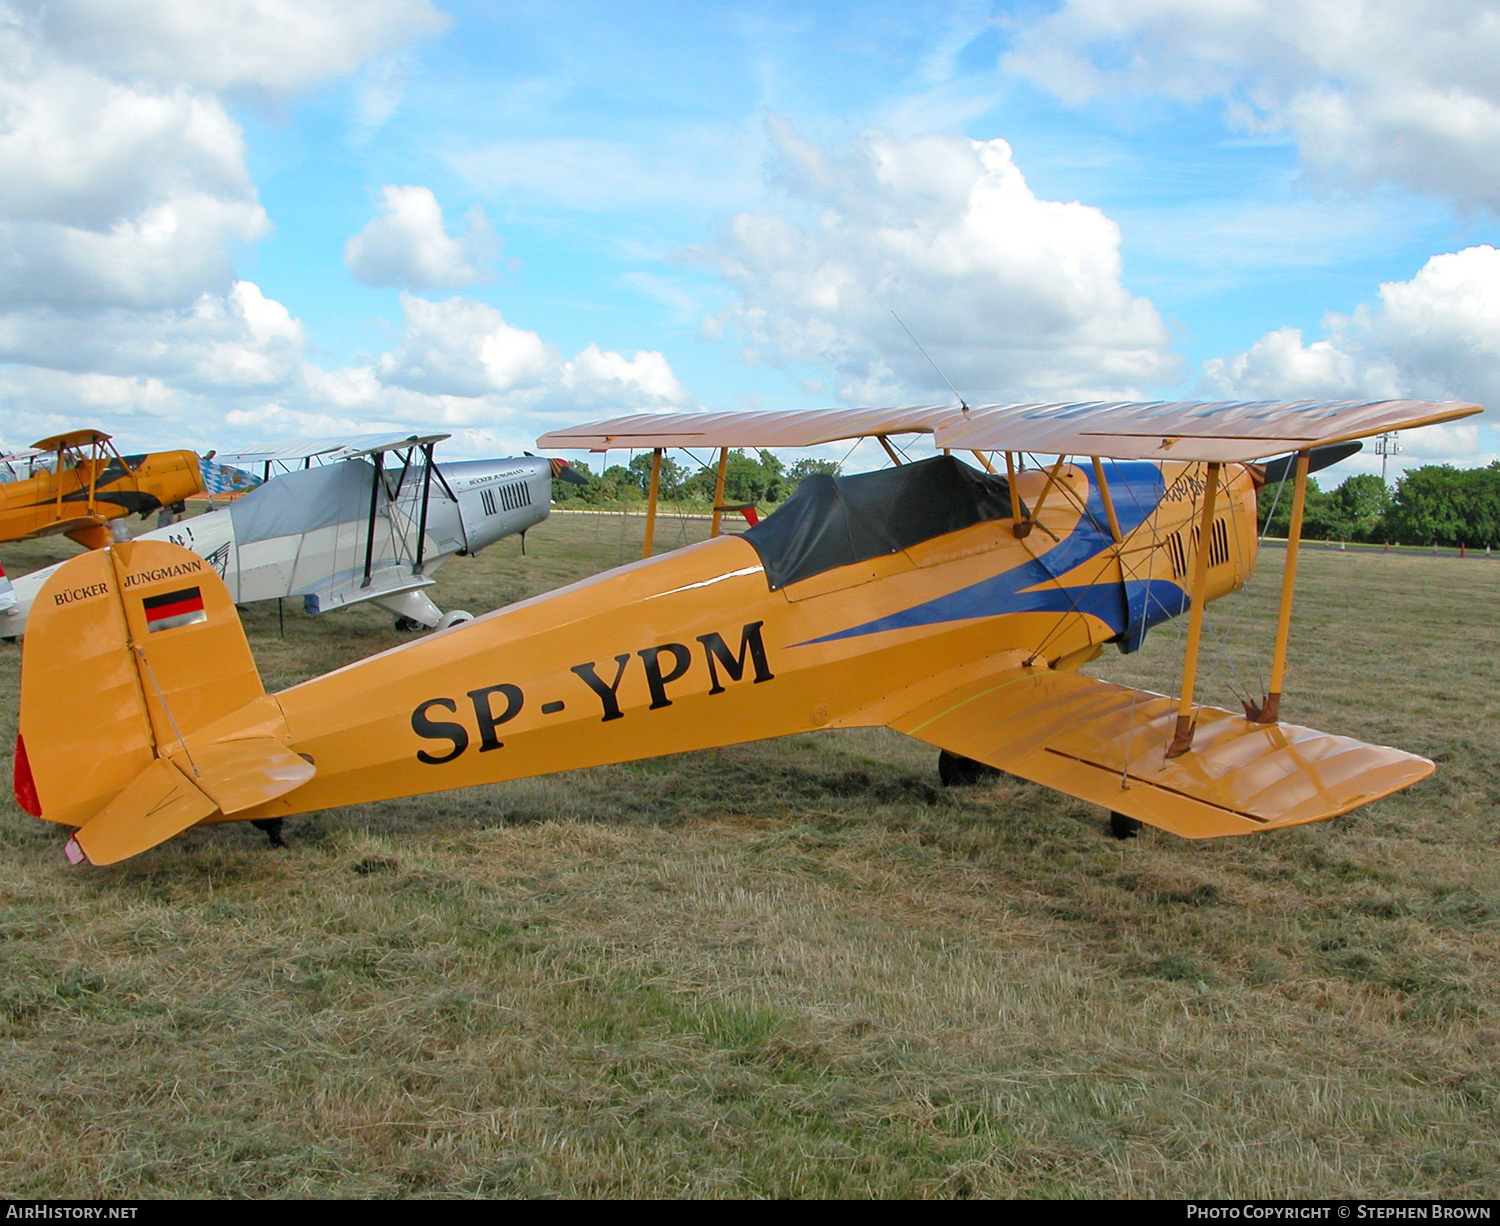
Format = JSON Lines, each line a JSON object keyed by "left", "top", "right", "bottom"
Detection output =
{"left": 0, "top": 511, "right": 1497, "bottom": 1199}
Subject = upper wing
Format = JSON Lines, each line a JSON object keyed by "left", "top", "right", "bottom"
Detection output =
{"left": 932, "top": 399, "right": 1480, "bottom": 462}
{"left": 882, "top": 664, "right": 1433, "bottom": 838}
{"left": 535, "top": 406, "right": 960, "bottom": 451}
{"left": 30, "top": 428, "right": 110, "bottom": 451}
{"left": 216, "top": 432, "right": 451, "bottom": 468}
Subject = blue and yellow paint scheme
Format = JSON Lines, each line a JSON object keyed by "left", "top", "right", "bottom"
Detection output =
{"left": 13, "top": 446, "right": 1435, "bottom": 866}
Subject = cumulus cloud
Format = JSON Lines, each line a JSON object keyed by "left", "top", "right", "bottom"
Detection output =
{"left": 373, "top": 292, "right": 688, "bottom": 410}
{"left": 1003, "top": 0, "right": 1500, "bottom": 210}
{"left": 1204, "top": 245, "right": 1500, "bottom": 469}
{"left": 0, "top": 283, "right": 691, "bottom": 455}
{"left": 0, "top": 281, "right": 304, "bottom": 388}
{"left": 1206, "top": 245, "right": 1500, "bottom": 403}
{"left": 699, "top": 119, "right": 1174, "bottom": 403}
{"left": 0, "top": 25, "right": 267, "bottom": 311}
{"left": 21, "top": 0, "right": 447, "bottom": 99}
{"left": 376, "top": 294, "right": 554, "bottom": 395}
{"left": 345, "top": 186, "right": 492, "bottom": 290}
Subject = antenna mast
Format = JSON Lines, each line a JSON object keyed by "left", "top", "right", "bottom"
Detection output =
{"left": 891, "top": 311, "right": 968, "bottom": 412}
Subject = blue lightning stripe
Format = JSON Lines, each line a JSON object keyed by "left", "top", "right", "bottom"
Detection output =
{"left": 796, "top": 461, "right": 1184, "bottom": 645}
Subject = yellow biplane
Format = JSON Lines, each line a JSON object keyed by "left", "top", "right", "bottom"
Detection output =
{"left": 0, "top": 429, "right": 203, "bottom": 551}
{"left": 10, "top": 398, "right": 1480, "bottom": 865}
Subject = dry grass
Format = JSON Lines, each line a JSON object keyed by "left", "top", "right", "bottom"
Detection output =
{"left": 0, "top": 515, "right": 1497, "bottom": 1198}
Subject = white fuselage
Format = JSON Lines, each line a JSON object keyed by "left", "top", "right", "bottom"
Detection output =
{"left": 1, "top": 455, "right": 554, "bottom": 638}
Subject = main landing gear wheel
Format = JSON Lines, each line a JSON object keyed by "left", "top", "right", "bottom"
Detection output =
{"left": 938, "top": 750, "right": 1003, "bottom": 787}
{"left": 436, "top": 609, "right": 474, "bottom": 631}
{"left": 1108, "top": 812, "right": 1142, "bottom": 840}
{"left": 251, "top": 818, "right": 287, "bottom": 848}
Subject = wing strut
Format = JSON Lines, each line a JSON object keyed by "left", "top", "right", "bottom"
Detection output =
{"left": 1254, "top": 448, "right": 1311, "bottom": 723}
{"left": 362, "top": 450, "right": 384, "bottom": 588}
{"left": 642, "top": 447, "right": 663, "bottom": 559}
{"left": 414, "top": 440, "right": 435, "bottom": 568}
{"left": 709, "top": 447, "right": 729, "bottom": 538}
{"left": 1167, "top": 461, "right": 1223, "bottom": 757}
{"left": 1015, "top": 455, "right": 1067, "bottom": 539}
{"left": 1090, "top": 457, "right": 1123, "bottom": 543}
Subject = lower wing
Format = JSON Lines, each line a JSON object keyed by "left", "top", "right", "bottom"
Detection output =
{"left": 884, "top": 665, "right": 1432, "bottom": 838}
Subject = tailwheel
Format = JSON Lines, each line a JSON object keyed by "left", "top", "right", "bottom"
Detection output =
{"left": 1108, "top": 812, "right": 1142, "bottom": 840}
{"left": 938, "top": 750, "right": 1003, "bottom": 787}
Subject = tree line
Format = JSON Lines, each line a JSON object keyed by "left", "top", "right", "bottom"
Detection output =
{"left": 552, "top": 449, "right": 840, "bottom": 508}
{"left": 1261, "top": 461, "right": 1500, "bottom": 547}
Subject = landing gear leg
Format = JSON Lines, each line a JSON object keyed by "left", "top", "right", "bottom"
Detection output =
{"left": 938, "top": 750, "right": 1003, "bottom": 787}
{"left": 1108, "top": 812, "right": 1142, "bottom": 840}
{"left": 251, "top": 818, "right": 287, "bottom": 849}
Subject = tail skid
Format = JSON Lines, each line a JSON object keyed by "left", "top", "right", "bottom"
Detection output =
{"left": 17, "top": 541, "right": 314, "bottom": 864}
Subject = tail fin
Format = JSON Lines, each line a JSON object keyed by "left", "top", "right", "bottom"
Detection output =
{"left": 16, "top": 540, "right": 313, "bottom": 863}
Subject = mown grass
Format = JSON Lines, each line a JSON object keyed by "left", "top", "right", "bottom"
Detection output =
{"left": 0, "top": 513, "right": 1497, "bottom": 1198}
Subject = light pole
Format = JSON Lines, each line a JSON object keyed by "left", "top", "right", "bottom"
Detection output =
{"left": 1375, "top": 432, "right": 1402, "bottom": 487}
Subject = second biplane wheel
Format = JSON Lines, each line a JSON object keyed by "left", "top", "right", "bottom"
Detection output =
{"left": 1108, "top": 812, "right": 1142, "bottom": 840}
{"left": 250, "top": 818, "right": 287, "bottom": 849}
{"left": 436, "top": 609, "right": 474, "bottom": 631}
{"left": 393, "top": 616, "right": 423, "bottom": 632}
{"left": 938, "top": 750, "right": 1002, "bottom": 787}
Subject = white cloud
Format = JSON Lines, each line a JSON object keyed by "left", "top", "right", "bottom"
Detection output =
{"left": 345, "top": 186, "right": 492, "bottom": 290}
{"left": 0, "top": 23, "right": 267, "bottom": 311}
{"left": 561, "top": 343, "right": 690, "bottom": 408}
{"left": 1003, "top": 0, "right": 1500, "bottom": 209}
{"left": 23, "top": 0, "right": 447, "bottom": 99}
{"left": 1206, "top": 245, "right": 1500, "bottom": 404}
{"left": 373, "top": 292, "right": 688, "bottom": 411}
{"left": 1204, "top": 245, "right": 1500, "bottom": 472}
{"left": 699, "top": 120, "right": 1175, "bottom": 402}
{"left": 377, "top": 294, "right": 555, "bottom": 396}
{"left": 0, "top": 280, "right": 303, "bottom": 388}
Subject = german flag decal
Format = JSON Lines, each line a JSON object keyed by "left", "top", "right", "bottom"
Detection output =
{"left": 143, "top": 586, "right": 207, "bottom": 632}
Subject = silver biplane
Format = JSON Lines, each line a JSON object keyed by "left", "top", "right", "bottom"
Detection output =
{"left": 1, "top": 432, "right": 585, "bottom": 638}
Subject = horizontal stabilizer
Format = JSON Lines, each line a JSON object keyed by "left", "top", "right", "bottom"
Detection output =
{"left": 891, "top": 668, "right": 1434, "bottom": 838}
{"left": 72, "top": 758, "right": 217, "bottom": 866}
{"left": 173, "top": 738, "right": 315, "bottom": 815}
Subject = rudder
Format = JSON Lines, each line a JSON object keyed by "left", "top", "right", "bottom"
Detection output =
{"left": 16, "top": 540, "right": 312, "bottom": 862}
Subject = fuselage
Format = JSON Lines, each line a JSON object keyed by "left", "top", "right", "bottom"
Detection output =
{"left": 0, "top": 450, "right": 202, "bottom": 549}
{"left": 190, "top": 457, "right": 1259, "bottom": 824}
{"left": 1, "top": 455, "right": 554, "bottom": 636}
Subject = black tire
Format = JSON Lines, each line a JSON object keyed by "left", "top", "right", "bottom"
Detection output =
{"left": 251, "top": 818, "right": 287, "bottom": 848}
{"left": 1109, "top": 812, "right": 1142, "bottom": 840}
{"left": 938, "top": 750, "right": 1003, "bottom": 787}
{"left": 394, "top": 617, "right": 422, "bottom": 632}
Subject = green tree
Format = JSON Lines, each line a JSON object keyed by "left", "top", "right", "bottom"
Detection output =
{"left": 787, "top": 457, "right": 841, "bottom": 490}
{"left": 721, "top": 449, "right": 785, "bottom": 505}
{"left": 627, "top": 452, "right": 689, "bottom": 499}
{"left": 1261, "top": 476, "right": 1331, "bottom": 539}
{"left": 1387, "top": 465, "right": 1471, "bottom": 546}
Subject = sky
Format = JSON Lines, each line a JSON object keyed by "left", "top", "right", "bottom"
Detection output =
{"left": 2, "top": 0, "right": 1498, "bottom": 484}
